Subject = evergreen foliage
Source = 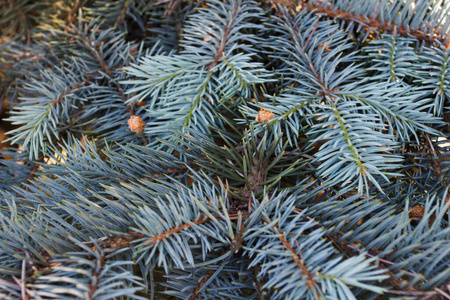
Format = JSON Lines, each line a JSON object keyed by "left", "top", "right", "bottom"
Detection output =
{"left": 1, "top": 0, "right": 450, "bottom": 299}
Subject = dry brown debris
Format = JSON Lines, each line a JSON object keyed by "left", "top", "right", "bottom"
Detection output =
{"left": 409, "top": 205, "right": 425, "bottom": 219}
{"left": 127, "top": 115, "right": 145, "bottom": 134}
{"left": 256, "top": 108, "right": 275, "bottom": 123}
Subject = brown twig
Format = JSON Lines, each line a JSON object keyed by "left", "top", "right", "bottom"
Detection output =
{"left": 425, "top": 133, "right": 444, "bottom": 183}
{"left": 88, "top": 252, "right": 106, "bottom": 300}
{"left": 144, "top": 217, "right": 211, "bottom": 246}
{"left": 188, "top": 269, "right": 215, "bottom": 300}
{"left": 19, "top": 156, "right": 44, "bottom": 191}
{"left": 436, "top": 287, "right": 450, "bottom": 300}
{"left": 266, "top": 218, "right": 321, "bottom": 296}
{"left": 52, "top": 77, "right": 93, "bottom": 107}
{"left": 207, "top": 2, "right": 240, "bottom": 70}
{"left": 115, "top": 2, "right": 128, "bottom": 27}
{"left": 303, "top": 2, "right": 450, "bottom": 48}
{"left": 303, "top": 22, "right": 320, "bottom": 50}
{"left": 67, "top": 0, "right": 81, "bottom": 26}
{"left": 388, "top": 289, "right": 446, "bottom": 299}
{"left": 292, "top": 208, "right": 416, "bottom": 291}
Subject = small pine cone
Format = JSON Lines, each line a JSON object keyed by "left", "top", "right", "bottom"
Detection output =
{"left": 127, "top": 115, "right": 145, "bottom": 134}
{"left": 256, "top": 109, "right": 274, "bottom": 123}
{"left": 409, "top": 205, "right": 424, "bottom": 219}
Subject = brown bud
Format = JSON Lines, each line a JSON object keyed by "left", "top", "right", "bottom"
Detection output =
{"left": 127, "top": 115, "right": 145, "bottom": 134}
{"left": 256, "top": 109, "right": 274, "bottom": 123}
{"left": 317, "top": 42, "right": 330, "bottom": 52}
{"left": 130, "top": 94, "right": 146, "bottom": 107}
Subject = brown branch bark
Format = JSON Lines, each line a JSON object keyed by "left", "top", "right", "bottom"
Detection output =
{"left": 88, "top": 252, "right": 106, "bottom": 300}
{"left": 292, "top": 207, "right": 421, "bottom": 292}
{"left": 207, "top": 2, "right": 240, "bottom": 71}
{"left": 425, "top": 133, "right": 445, "bottom": 184}
{"left": 188, "top": 269, "right": 215, "bottom": 300}
{"left": 115, "top": 2, "right": 128, "bottom": 27}
{"left": 286, "top": 16, "right": 340, "bottom": 102}
{"left": 52, "top": 77, "right": 93, "bottom": 107}
{"left": 19, "top": 155, "right": 44, "bottom": 191}
{"left": 67, "top": 0, "right": 81, "bottom": 26}
{"left": 264, "top": 218, "right": 321, "bottom": 296}
{"left": 144, "top": 217, "right": 211, "bottom": 246}
{"left": 303, "top": 3, "right": 450, "bottom": 48}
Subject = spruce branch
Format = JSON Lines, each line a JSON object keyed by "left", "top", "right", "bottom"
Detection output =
{"left": 52, "top": 77, "right": 93, "bottom": 107}
{"left": 143, "top": 216, "right": 211, "bottom": 246}
{"left": 3, "top": 0, "right": 450, "bottom": 298}
{"left": 302, "top": 1, "right": 450, "bottom": 48}
{"left": 67, "top": 0, "right": 82, "bottom": 26}
{"left": 19, "top": 156, "right": 43, "bottom": 191}
{"left": 114, "top": 0, "right": 129, "bottom": 27}
{"left": 26, "top": 240, "right": 145, "bottom": 300}
{"left": 188, "top": 269, "right": 215, "bottom": 300}
{"left": 206, "top": 0, "right": 240, "bottom": 71}
{"left": 267, "top": 218, "right": 321, "bottom": 296}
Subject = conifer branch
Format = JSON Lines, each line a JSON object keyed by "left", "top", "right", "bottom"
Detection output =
{"left": 144, "top": 217, "right": 211, "bottom": 246}
{"left": 87, "top": 44, "right": 111, "bottom": 75}
{"left": 188, "top": 269, "right": 215, "bottom": 300}
{"left": 266, "top": 218, "right": 320, "bottom": 296}
{"left": 207, "top": 2, "right": 240, "bottom": 71}
{"left": 288, "top": 18, "right": 334, "bottom": 96}
{"left": 303, "top": 2, "right": 450, "bottom": 48}
{"left": 425, "top": 133, "right": 443, "bottom": 181}
{"left": 267, "top": 101, "right": 313, "bottom": 124}
{"left": 19, "top": 155, "right": 44, "bottom": 190}
{"left": 252, "top": 266, "right": 268, "bottom": 300}
{"left": 88, "top": 251, "right": 106, "bottom": 299}
{"left": 292, "top": 207, "right": 416, "bottom": 292}
{"left": 183, "top": 72, "right": 214, "bottom": 128}
{"left": 329, "top": 101, "right": 366, "bottom": 175}
{"left": 82, "top": 211, "right": 249, "bottom": 255}
{"left": 2, "top": 1, "right": 450, "bottom": 298}
{"left": 52, "top": 77, "right": 93, "bottom": 107}
{"left": 115, "top": 2, "right": 128, "bottom": 27}
{"left": 67, "top": 0, "right": 82, "bottom": 26}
